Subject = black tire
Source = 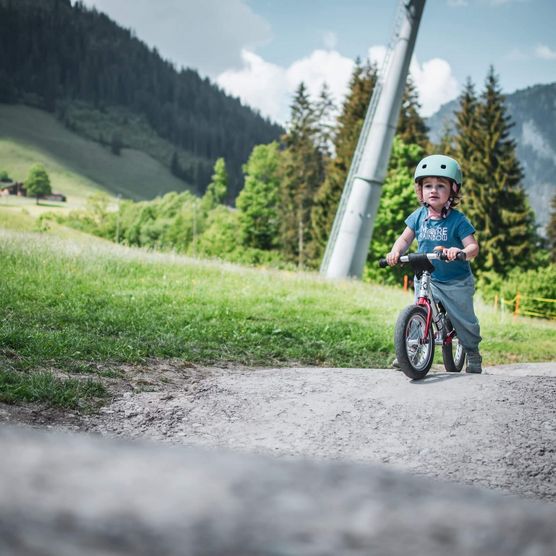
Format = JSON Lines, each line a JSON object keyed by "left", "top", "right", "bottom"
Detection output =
{"left": 442, "top": 318, "right": 466, "bottom": 372}
{"left": 394, "top": 305, "right": 435, "bottom": 380}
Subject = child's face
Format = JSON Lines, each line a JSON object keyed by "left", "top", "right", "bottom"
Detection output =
{"left": 421, "top": 177, "right": 452, "bottom": 211}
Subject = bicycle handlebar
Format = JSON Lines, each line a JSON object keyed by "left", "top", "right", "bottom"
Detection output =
{"left": 379, "top": 251, "right": 466, "bottom": 268}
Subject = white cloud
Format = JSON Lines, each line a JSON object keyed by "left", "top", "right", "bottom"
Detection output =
{"left": 286, "top": 50, "right": 354, "bottom": 106}
{"left": 217, "top": 51, "right": 289, "bottom": 123}
{"left": 79, "top": 1, "right": 459, "bottom": 122}
{"left": 410, "top": 58, "right": 460, "bottom": 117}
{"left": 535, "top": 44, "right": 556, "bottom": 61}
{"left": 447, "top": 0, "right": 469, "bottom": 7}
{"left": 80, "top": 0, "right": 271, "bottom": 76}
{"left": 218, "top": 49, "right": 354, "bottom": 124}
{"left": 367, "top": 45, "right": 388, "bottom": 68}
{"left": 368, "top": 46, "right": 460, "bottom": 117}
{"left": 218, "top": 44, "right": 459, "bottom": 124}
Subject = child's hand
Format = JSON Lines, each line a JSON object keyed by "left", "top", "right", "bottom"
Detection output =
{"left": 386, "top": 251, "right": 401, "bottom": 266}
{"left": 445, "top": 247, "right": 463, "bottom": 261}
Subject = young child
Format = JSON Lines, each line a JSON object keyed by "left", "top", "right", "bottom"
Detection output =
{"left": 386, "top": 154, "right": 483, "bottom": 373}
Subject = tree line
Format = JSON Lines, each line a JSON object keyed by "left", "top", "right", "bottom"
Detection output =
{"left": 51, "top": 61, "right": 555, "bottom": 279}
{"left": 0, "top": 0, "right": 282, "bottom": 198}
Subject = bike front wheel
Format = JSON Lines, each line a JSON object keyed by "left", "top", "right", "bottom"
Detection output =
{"left": 394, "top": 305, "right": 435, "bottom": 380}
{"left": 442, "top": 318, "right": 465, "bottom": 372}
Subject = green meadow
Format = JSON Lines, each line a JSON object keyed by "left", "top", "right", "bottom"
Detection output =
{"left": 0, "top": 104, "right": 190, "bottom": 206}
{"left": 1, "top": 212, "right": 555, "bottom": 408}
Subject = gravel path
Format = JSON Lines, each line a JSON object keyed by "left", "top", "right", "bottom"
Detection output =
{"left": 73, "top": 362, "right": 556, "bottom": 502}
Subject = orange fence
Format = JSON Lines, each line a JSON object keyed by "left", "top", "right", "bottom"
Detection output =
{"left": 497, "top": 292, "right": 556, "bottom": 320}
{"left": 401, "top": 278, "right": 556, "bottom": 320}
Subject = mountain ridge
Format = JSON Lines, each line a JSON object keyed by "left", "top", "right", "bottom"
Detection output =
{"left": 0, "top": 0, "right": 283, "bottom": 199}
{"left": 426, "top": 82, "right": 556, "bottom": 233}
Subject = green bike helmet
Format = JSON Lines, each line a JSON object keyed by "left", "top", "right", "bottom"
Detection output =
{"left": 414, "top": 154, "right": 462, "bottom": 188}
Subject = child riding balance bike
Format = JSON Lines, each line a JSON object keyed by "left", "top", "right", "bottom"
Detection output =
{"left": 383, "top": 154, "right": 483, "bottom": 379}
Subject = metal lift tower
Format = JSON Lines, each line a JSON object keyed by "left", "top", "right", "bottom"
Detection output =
{"left": 321, "top": 0, "right": 426, "bottom": 279}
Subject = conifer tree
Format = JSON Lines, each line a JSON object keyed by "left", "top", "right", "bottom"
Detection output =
{"left": 456, "top": 68, "right": 536, "bottom": 275}
{"left": 202, "top": 158, "right": 228, "bottom": 211}
{"left": 453, "top": 78, "right": 481, "bottom": 225}
{"left": 314, "top": 82, "right": 336, "bottom": 161}
{"left": 396, "top": 76, "right": 429, "bottom": 150}
{"left": 310, "top": 60, "right": 378, "bottom": 260}
{"left": 278, "top": 83, "right": 324, "bottom": 267}
{"left": 454, "top": 78, "right": 479, "bottom": 163}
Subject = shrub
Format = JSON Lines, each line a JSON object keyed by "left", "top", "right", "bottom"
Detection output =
{"left": 478, "top": 265, "right": 556, "bottom": 319}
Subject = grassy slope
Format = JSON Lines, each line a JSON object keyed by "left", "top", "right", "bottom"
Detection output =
{"left": 1, "top": 223, "right": 554, "bottom": 377}
{"left": 1, "top": 212, "right": 554, "bottom": 410}
{"left": 0, "top": 104, "right": 191, "bottom": 203}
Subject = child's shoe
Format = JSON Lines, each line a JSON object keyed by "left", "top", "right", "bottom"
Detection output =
{"left": 392, "top": 358, "right": 401, "bottom": 371}
{"left": 466, "top": 352, "right": 483, "bottom": 374}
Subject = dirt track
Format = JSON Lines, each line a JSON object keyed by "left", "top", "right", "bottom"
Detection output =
{"left": 81, "top": 362, "right": 556, "bottom": 501}
{"left": 2, "top": 362, "right": 555, "bottom": 501}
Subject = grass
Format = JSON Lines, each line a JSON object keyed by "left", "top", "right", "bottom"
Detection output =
{"left": 0, "top": 230, "right": 397, "bottom": 368}
{"left": 0, "top": 368, "right": 106, "bottom": 409}
{"left": 0, "top": 103, "right": 191, "bottom": 203}
{"left": 0, "top": 207, "right": 37, "bottom": 231}
{"left": 0, "top": 223, "right": 555, "bottom": 407}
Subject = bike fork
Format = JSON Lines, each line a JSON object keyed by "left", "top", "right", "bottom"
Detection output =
{"left": 417, "top": 297, "right": 433, "bottom": 341}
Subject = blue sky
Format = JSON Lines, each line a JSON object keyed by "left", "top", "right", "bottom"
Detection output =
{"left": 82, "top": 0, "right": 556, "bottom": 124}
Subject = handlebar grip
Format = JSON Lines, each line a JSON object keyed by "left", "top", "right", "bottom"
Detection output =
{"left": 379, "top": 258, "right": 389, "bottom": 268}
{"left": 437, "top": 250, "right": 467, "bottom": 261}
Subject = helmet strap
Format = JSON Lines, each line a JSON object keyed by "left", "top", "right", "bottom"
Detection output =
{"left": 424, "top": 199, "right": 452, "bottom": 220}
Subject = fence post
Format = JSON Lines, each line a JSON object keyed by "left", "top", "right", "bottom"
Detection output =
{"left": 514, "top": 292, "right": 521, "bottom": 317}
{"left": 494, "top": 294, "right": 499, "bottom": 312}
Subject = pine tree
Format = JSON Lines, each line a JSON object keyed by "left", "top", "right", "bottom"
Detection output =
{"left": 456, "top": 68, "right": 536, "bottom": 275}
{"left": 202, "top": 157, "right": 228, "bottom": 211}
{"left": 310, "top": 60, "right": 378, "bottom": 261}
{"left": 236, "top": 142, "right": 281, "bottom": 250}
{"left": 396, "top": 76, "right": 429, "bottom": 149}
{"left": 454, "top": 78, "right": 480, "bottom": 163}
{"left": 314, "top": 82, "right": 336, "bottom": 161}
{"left": 278, "top": 83, "right": 324, "bottom": 267}
{"left": 453, "top": 78, "right": 481, "bottom": 226}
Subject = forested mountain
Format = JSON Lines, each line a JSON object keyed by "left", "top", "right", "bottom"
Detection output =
{"left": 0, "top": 0, "right": 283, "bottom": 199}
{"left": 427, "top": 82, "right": 556, "bottom": 233}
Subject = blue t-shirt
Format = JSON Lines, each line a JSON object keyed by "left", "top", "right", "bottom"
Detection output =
{"left": 405, "top": 207, "right": 476, "bottom": 283}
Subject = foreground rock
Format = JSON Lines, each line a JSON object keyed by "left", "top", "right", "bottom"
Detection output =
{"left": 0, "top": 426, "right": 555, "bottom": 556}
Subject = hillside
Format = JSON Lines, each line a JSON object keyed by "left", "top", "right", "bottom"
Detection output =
{"left": 0, "top": 104, "right": 188, "bottom": 203}
{"left": 427, "top": 82, "right": 556, "bottom": 233}
{"left": 0, "top": 0, "right": 283, "bottom": 199}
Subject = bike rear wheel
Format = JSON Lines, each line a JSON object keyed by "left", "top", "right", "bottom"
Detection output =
{"left": 394, "top": 305, "right": 435, "bottom": 380}
{"left": 442, "top": 318, "right": 465, "bottom": 372}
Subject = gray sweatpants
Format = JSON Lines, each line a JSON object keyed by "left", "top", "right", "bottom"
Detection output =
{"left": 415, "top": 274, "right": 482, "bottom": 353}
